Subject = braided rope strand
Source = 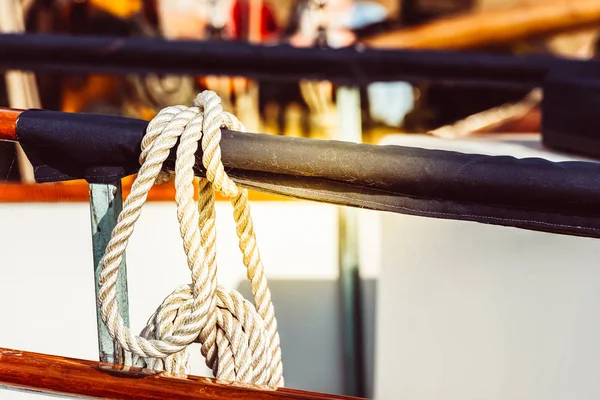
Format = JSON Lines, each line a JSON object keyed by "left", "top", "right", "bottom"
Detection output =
{"left": 97, "top": 91, "right": 284, "bottom": 386}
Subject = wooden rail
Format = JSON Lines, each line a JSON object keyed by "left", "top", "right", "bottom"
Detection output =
{"left": 0, "top": 107, "right": 20, "bottom": 141}
{"left": 0, "top": 347, "right": 364, "bottom": 400}
{"left": 364, "top": 0, "right": 600, "bottom": 50}
{"left": 0, "top": 180, "right": 291, "bottom": 202}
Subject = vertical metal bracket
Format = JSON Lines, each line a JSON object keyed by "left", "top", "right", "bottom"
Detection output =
{"left": 336, "top": 86, "right": 365, "bottom": 397}
{"left": 89, "top": 180, "right": 131, "bottom": 365}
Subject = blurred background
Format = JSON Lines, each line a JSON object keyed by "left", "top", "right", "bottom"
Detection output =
{"left": 2, "top": 1, "right": 600, "bottom": 400}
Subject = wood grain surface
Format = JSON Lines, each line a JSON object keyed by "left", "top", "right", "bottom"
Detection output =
{"left": 0, "top": 347, "right": 364, "bottom": 400}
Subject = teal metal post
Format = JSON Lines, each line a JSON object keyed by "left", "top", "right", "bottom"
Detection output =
{"left": 89, "top": 181, "right": 131, "bottom": 365}
{"left": 336, "top": 86, "right": 365, "bottom": 397}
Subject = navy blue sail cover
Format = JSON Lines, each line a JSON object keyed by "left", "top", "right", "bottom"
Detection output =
{"left": 15, "top": 109, "right": 600, "bottom": 239}
{"left": 542, "top": 62, "right": 600, "bottom": 159}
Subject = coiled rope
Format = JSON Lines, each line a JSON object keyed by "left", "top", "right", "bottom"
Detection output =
{"left": 97, "top": 90, "right": 284, "bottom": 386}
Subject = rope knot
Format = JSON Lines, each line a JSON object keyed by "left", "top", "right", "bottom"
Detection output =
{"left": 98, "top": 91, "right": 283, "bottom": 386}
{"left": 138, "top": 92, "right": 243, "bottom": 197}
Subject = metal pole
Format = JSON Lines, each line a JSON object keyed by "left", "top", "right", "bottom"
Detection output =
{"left": 336, "top": 86, "right": 365, "bottom": 397}
{"left": 89, "top": 181, "right": 131, "bottom": 365}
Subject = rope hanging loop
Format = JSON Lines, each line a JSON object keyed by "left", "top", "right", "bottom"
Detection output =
{"left": 97, "top": 90, "right": 283, "bottom": 386}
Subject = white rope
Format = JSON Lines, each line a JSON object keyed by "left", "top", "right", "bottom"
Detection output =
{"left": 97, "top": 90, "right": 283, "bottom": 386}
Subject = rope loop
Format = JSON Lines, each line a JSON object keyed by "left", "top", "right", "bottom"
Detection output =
{"left": 97, "top": 90, "right": 283, "bottom": 386}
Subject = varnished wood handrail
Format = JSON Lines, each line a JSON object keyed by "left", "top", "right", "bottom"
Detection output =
{"left": 0, "top": 347, "right": 363, "bottom": 400}
{"left": 0, "top": 107, "right": 20, "bottom": 141}
{"left": 0, "top": 181, "right": 291, "bottom": 202}
{"left": 364, "top": 0, "right": 600, "bottom": 50}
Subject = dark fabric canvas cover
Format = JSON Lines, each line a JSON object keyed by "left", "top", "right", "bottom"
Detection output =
{"left": 17, "top": 109, "right": 600, "bottom": 239}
